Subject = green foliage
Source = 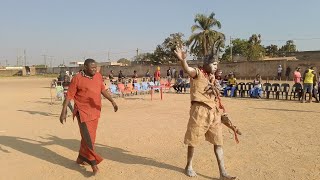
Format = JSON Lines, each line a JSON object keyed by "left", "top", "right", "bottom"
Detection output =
{"left": 221, "top": 38, "right": 249, "bottom": 62}
{"left": 265, "top": 44, "right": 279, "bottom": 57}
{"left": 133, "top": 53, "right": 153, "bottom": 64}
{"left": 187, "top": 12, "right": 225, "bottom": 58}
{"left": 117, "top": 58, "right": 131, "bottom": 65}
{"left": 247, "top": 34, "right": 265, "bottom": 61}
{"left": 279, "top": 40, "right": 297, "bottom": 56}
{"left": 133, "top": 33, "right": 186, "bottom": 65}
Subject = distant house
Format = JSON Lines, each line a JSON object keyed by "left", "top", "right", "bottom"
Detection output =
{"left": 98, "top": 62, "right": 127, "bottom": 66}
{"left": 69, "top": 61, "right": 84, "bottom": 66}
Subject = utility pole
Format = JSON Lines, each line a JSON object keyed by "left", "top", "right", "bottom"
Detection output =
{"left": 107, "top": 51, "right": 110, "bottom": 61}
{"left": 24, "top": 49, "right": 27, "bottom": 66}
{"left": 48, "top": 56, "right": 54, "bottom": 68}
{"left": 136, "top": 48, "right": 139, "bottom": 57}
{"left": 5, "top": 59, "right": 8, "bottom": 67}
{"left": 42, "top": 54, "right": 47, "bottom": 67}
{"left": 230, "top": 36, "right": 233, "bottom": 62}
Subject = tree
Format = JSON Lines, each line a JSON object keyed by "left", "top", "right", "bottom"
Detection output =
{"left": 117, "top": 58, "right": 131, "bottom": 66}
{"left": 149, "top": 33, "right": 186, "bottom": 65}
{"left": 247, "top": 34, "right": 265, "bottom": 61}
{"left": 279, "top": 40, "right": 296, "bottom": 56}
{"left": 221, "top": 38, "right": 249, "bottom": 62}
{"left": 162, "top": 33, "right": 185, "bottom": 63}
{"left": 187, "top": 12, "right": 225, "bottom": 58}
{"left": 133, "top": 53, "right": 154, "bottom": 64}
{"left": 265, "top": 44, "right": 279, "bottom": 57}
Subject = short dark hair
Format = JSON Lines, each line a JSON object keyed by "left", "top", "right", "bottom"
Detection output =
{"left": 84, "top": 59, "right": 96, "bottom": 66}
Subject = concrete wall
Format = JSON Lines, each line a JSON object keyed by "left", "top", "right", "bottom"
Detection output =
{"left": 35, "top": 60, "right": 320, "bottom": 80}
{"left": 0, "top": 69, "right": 21, "bottom": 76}
{"left": 219, "top": 60, "right": 320, "bottom": 80}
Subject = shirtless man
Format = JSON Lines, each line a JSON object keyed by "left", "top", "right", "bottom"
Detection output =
{"left": 175, "top": 45, "right": 236, "bottom": 180}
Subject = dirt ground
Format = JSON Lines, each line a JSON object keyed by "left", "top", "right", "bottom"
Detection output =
{"left": 0, "top": 77, "right": 319, "bottom": 180}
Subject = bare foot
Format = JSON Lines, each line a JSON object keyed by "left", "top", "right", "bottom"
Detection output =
{"left": 92, "top": 165, "right": 99, "bottom": 175}
{"left": 185, "top": 167, "right": 197, "bottom": 177}
{"left": 220, "top": 174, "right": 237, "bottom": 180}
{"left": 76, "top": 158, "right": 89, "bottom": 166}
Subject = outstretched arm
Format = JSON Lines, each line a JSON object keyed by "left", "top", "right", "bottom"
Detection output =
{"left": 101, "top": 90, "right": 118, "bottom": 112}
{"left": 174, "top": 47, "right": 197, "bottom": 78}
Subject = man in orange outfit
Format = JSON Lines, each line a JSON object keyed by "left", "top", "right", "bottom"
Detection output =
{"left": 59, "top": 58, "right": 118, "bottom": 175}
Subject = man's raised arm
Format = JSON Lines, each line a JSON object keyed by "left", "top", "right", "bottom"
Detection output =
{"left": 174, "top": 47, "right": 197, "bottom": 78}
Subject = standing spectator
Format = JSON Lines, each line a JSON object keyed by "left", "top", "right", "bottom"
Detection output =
{"left": 109, "top": 70, "right": 114, "bottom": 83}
{"left": 132, "top": 70, "right": 138, "bottom": 83}
{"left": 277, "top": 65, "right": 283, "bottom": 80}
{"left": 171, "top": 68, "right": 176, "bottom": 79}
{"left": 62, "top": 75, "right": 74, "bottom": 113}
{"left": 285, "top": 66, "right": 291, "bottom": 81}
{"left": 154, "top": 67, "right": 161, "bottom": 82}
{"left": 118, "top": 70, "right": 125, "bottom": 81}
{"left": 145, "top": 69, "right": 150, "bottom": 77}
{"left": 179, "top": 69, "right": 184, "bottom": 78}
{"left": 312, "top": 73, "right": 319, "bottom": 102}
{"left": 293, "top": 67, "right": 302, "bottom": 84}
{"left": 302, "top": 66, "right": 316, "bottom": 103}
{"left": 167, "top": 67, "right": 172, "bottom": 82}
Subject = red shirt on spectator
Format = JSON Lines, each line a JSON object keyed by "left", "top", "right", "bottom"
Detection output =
{"left": 155, "top": 70, "right": 161, "bottom": 80}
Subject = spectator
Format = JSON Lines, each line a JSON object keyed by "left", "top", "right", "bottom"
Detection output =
{"left": 221, "top": 75, "right": 229, "bottom": 90}
{"left": 179, "top": 69, "right": 184, "bottom": 78}
{"left": 285, "top": 66, "right": 291, "bottom": 81}
{"left": 293, "top": 67, "right": 302, "bottom": 84}
{"left": 118, "top": 70, "right": 125, "bottom": 80}
{"left": 145, "top": 69, "right": 150, "bottom": 77}
{"left": 224, "top": 74, "right": 237, "bottom": 97}
{"left": 277, "top": 65, "right": 283, "bottom": 80}
{"left": 62, "top": 75, "right": 74, "bottom": 113}
{"left": 173, "top": 75, "right": 184, "bottom": 93}
{"left": 154, "top": 67, "right": 161, "bottom": 82}
{"left": 132, "top": 70, "right": 138, "bottom": 83}
{"left": 109, "top": 70, "right": 114, "bottom": 82}
{"left": 172, "top": 68, "right": 176, "bottom": 79}
{"left": 249, "top": 74, "right": 262, "bottom": 98}
{"left": 302, "top": 66, "right": 316, "bottom": 103}
{"left": 167, "top": 67, "right": 171, "bottom": 79}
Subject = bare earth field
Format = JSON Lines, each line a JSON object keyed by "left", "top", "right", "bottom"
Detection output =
{"left": 0, "top": 77, "right": 319, "bottom": 180}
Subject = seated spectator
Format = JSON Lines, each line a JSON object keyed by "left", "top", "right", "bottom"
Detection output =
{"left": 249, "top": 74, "right": 262, "bottom": 98}
{"left": 173, "top": 75, "right": 184, "bottom": 93}
{"left": 224, "top": 74, "right": 237, "bottom": 97}
{"left": 221, "top": 75, "right": 228, "bottom": 90}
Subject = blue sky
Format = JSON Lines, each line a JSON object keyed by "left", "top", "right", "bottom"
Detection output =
{"left": 1, "top": 0, "right": 320, "bottom": 66}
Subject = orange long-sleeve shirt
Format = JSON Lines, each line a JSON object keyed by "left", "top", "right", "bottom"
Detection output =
{"left": 66, "top": 72, "right": 106, "bottom": 122}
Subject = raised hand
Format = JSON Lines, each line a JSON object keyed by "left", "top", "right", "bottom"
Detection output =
{"left": 174, "top": 46, "right": 187, "bottom": 61}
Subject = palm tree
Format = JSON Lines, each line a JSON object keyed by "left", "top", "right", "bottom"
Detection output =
{"left": 187, "top": 12, "right": 225, "bottom": 58}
